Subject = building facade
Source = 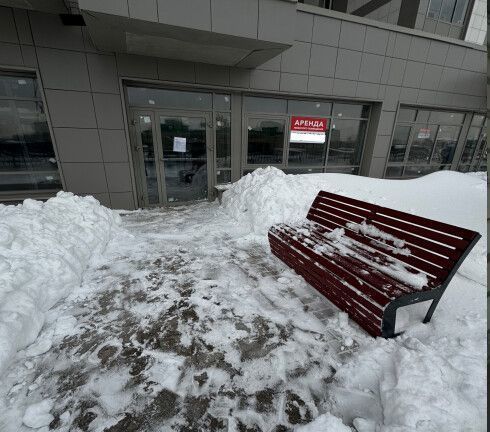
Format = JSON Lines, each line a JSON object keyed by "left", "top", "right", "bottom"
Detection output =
{"left": 0, "top": 0, "right": 487, "bottom": 209}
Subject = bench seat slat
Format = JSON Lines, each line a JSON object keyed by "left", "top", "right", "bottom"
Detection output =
{"left": 298, "top": 225, "right": 441, "bottom": 289}
{"left": 270, "top": 243, "right": 383, "bottom": 337}
{"left": 274, "top": 224, "right": 420, "bottom": 295}
{"left": 307, "top": 211, "right": 451, "bottom": 280}
{"left": 270, "top": 228, "right": 399, "bottom": 303}
{"left": 270, "top": 239, "right": 385, "bottom": 319}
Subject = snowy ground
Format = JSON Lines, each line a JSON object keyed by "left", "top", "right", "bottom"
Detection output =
{"left": 0, "top": 169, "right": 486, "bottom": 432}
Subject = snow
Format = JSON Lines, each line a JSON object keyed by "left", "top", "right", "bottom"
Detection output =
{"left": 296, "top": 412, "right": 352, "bottom": 431}
{"left": 0, "top": 192, "right": 120, "bottom": 376}
{"left": 22, "top": 399, "right": 54, "bottom": 428}
{"left": 0, "top": 169, "right": 486, "bottom": 432}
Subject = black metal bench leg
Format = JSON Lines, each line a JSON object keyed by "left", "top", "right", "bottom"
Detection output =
{"left": 423, "top": 294, "right": 443, "bottom": 323}
{"left": 381, "top": 303, "right": 398, "bottom": 338}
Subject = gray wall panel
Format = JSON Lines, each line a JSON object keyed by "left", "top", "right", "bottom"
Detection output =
{"left": 29, "top": 11, "right": 85, "bottom": 51}
{"left": 312, "top": 15, "right": 341, "bottom": 46}
{"left": 54, "top": 128, "right": 102, "bottom": 162}
{"left": 0, "top": 7, "right": 18, "bottom": 44}
{"left": 105, "top": 162, "right": 133, "bottom": 193}
{"left": 280, "top": 41, "right": 311, "bottom": 75}
{"left": 335, "top": 49, "right": 362, "bottom": 81}
{"left": 14, "top": 17, "right": 33, "bottom": 47}
{"left": 93, "top": 93, "right": 125, "bottom": 129}
{"left": 309, "top": 44, "right": 337, "bottom": 77}
{"left": 87, "top": 54, "right": 119, "bottom": 94}
{"left": 364, "top": 27, "right": 389, "bottom": 56}
{"left": 37, "top": 48, "right": 91, "bottom": 91}
{"left": 280, "top": 73, "right": 308, "bottom": 93}
{"left": 62, "top": 162, "right": 108, "bottom": 193}
{"left": 99, "top": 130, "right": 129, "bottom": 163}
{"left": 0, "top": 42, "right": 23, "bottom": 66}
{"left": 44, "top": 90, "right": 97, "bottom": 128}
{"left": 157, "top": 58, "right": 196, "bottom": 83}
{"left": 295, "top": 11, "right": 314, "bottom": 42}
{"left": 128, "top": 0, "right": 158, "bottom": 22}
{"left": 211, "top": 0, "right": 258, "bottom": 39}
{"left": 157, "top": 0, "right": 211, "bottom": 31}
{"left": 339, "top": 21, "right": 366, "bottom": 51}
{"left": 110, "top": 192, "right": 136, "bottom": 210}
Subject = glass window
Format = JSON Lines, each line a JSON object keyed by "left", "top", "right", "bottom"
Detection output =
{"left": 471, "top": 114, "right": 485, "bottom": 126}
{"left": 288, "top": 100, "right": 332, "bottom": 116}
{"left": 217, "top": 169, "right": 231, "bottom": 184}
{"left": 407, "top": 124, "right": 438, "bottom": 163}
{"left": 428, "top": 111, "right": 464, "bottom": 125}
{"left": 243, "top": 96, "right": 287, "bottom": 114}
{"left": 452, "top": 0, "right": 468, "bottom": 24}
{"left": 136, "top": 115, "right": 158, "bottom": 205}
{"left": 0, "top": 172, "right": 61, "bottom": 191}
{"left": 332, "top": 103, "right": 370, "bottom": 119}
{"left": 327, "top": 119, "right": 367, "bottom": 166}
{"left": 0, "top": 75, "right": 61, "bottom": 195}
{"left": 403, "top": 165, "right": 439, "bottom": 177}
{"left": 324, "top": 166, "right": 359, "bottom": 174}
{"left": 386, "top": 106, "right": 471, "bottom": 179}
{"left": 427, "top": 0, "right": 468, "bottom": 23}
{"left": 385, "top": 166, "right": 404, "bottom": 178}
{"left": 431, "top": 125, "right": 460, "bottom": 164}
{"left": 440, "top": 0, "right": 457, "bottom": 22}
{"left": 0, "top": 75, "right": 39, "bottom": 99}
{"left": 389, "top": 125, "right": 412, "bottom": 162}
{"left": 247, "top": 118, "right": 285, "bottom": 164}
{"left": 428, "top": 0, "right": 443, "bottom": 19}
{"left": 213, "top": 94, "right": 231, "bottom": 111}
{"left": 216, "top": 113, "right": 231, "bottom": 169}
{"left": 288, "top": 139, "right": 328, "bottom": 167}
{"left": 282, "top": 168, "right": 323, "bottom": 174}
{"left": 416, "top": 110, "right": 430, "bottom": 123}
{"left": 459, "top": 126, "right": 480, "bottom": 164}
{"left": 398, "top": 108, "right": 417, "bottom": 123}
{"left": 127, "top": 87, "right": 212, "bottom": 110}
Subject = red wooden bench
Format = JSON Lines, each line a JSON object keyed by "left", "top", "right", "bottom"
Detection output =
{"left": 268, "top": 191, "right": 481, "bottom": 338}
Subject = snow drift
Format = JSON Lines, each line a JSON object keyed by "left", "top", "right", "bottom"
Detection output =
{"left": 221, "top": 167, "right": 486, "bottom": 284}
{"left": 0, "top": 192, "right": 120, "bottom": 375}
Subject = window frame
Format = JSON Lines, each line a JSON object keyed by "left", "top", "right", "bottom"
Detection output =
{"left": 385, "top": 106, "right": 468, "bottom": 179}
{"left": 0, "top": 70, "right": 62, "bottom": 199}
{"left": 457, "top": 115, "right": 487, "bottom": 172}
{"left": 241, "top": 95, "right": 370, "bottom": 176}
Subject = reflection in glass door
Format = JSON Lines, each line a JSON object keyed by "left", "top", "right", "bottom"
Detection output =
{"left": 134, "top": 113, "right": 160, "bottom": 206}
{"left": 158, "top": 113, "right": 211, "bottom": 203}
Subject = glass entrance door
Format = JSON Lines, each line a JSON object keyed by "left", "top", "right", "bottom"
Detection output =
{"left": 130, "top": 109, "right": 214, "bottom": 206}
{"left": 157, "top": 112, "right": 212, "bottom": 203}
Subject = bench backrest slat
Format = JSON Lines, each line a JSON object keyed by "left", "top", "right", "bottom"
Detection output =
{"left": 307, "top": 191, "right": 478, "bottom": 282}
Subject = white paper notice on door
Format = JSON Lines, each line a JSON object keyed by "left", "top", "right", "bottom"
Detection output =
{"left": 173, "top": 137, "right": 186, "bottom": 153}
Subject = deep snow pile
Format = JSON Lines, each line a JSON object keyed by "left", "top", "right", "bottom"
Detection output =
{"left": 0, "top": 192, "right": 120, "bottom": 376}
{"left": 222, "top": 167, "right": 486, "bottom": 285}
{"left": 223, "top": 167, "right": 487, "bottom": 431}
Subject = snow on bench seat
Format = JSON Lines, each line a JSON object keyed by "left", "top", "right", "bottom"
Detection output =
{"left": 268, "top": 191, "right": 481, "bottom": 338}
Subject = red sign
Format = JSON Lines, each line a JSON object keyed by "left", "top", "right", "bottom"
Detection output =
{"left": 291, "top": 116, "right": 329, "bottom": 132}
